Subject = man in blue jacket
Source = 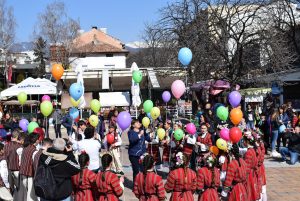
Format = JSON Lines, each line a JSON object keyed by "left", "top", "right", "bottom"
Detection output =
{"left": 128, "top": 119, "right": 151, "bottom": 182}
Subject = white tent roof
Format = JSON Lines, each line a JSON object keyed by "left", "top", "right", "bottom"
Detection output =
{"left": 0, "top": 77, "right": 57, "bottom": 98}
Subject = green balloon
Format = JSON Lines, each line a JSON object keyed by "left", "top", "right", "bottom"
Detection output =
{"left": 18, "top": 92, "right": 27, "bottom": 105}
{"left": 40, "top": 101, "right": 53, "bottom": 117}
{"left": 28, "top": 122, "right": 39, "bottom": 134}
{"left": 174, "top": 129, "right": 184, "bottom": 141}
{"left": 217, "top": 106, "right": 229, "bottom": 121}
{"left": 90, "top": 99, "right": 101, "bottom": 114}
{"left": 132, "top": 70, "right": 143, "bottom": 83}
{"left": 143, "top": 100, "right": 153, "bottom": 113}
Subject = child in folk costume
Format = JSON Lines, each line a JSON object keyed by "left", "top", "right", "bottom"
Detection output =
{"left": 196, "top": 124, "right": 212, "bottom": 167}
{"left": 105, "top": 125, "right": 124, "bottom": 175}
{"left": 243, "top": 132, "right": 260, "bottom": 201}
{"left": 162, "top": 120, "right": 172, "bottom": 165}
{"left": 221, "top": 144, "right": 248, "bottom": 201}
{"left": 72, "top": 152, "right": 97, "bottom": 201}
{"left": 148, "top": 123, "right": 162, "bottom": 165}
{"left": 197, "top": 154, "right": 220, "bottom": 201}
{"left": 96, "top": 153, "right": 124, "bottom": 201}
{"left": 0, "top": 143, "right": 13, "bottom": 201}
{"left": 182, "top": 131, "right": 196, "bottom": 159}
{"left": 218, "top": 150, "right": 229, "bottom": 183}
{"left": 170, "top": 122, "right": 184, "bottom": 170}
{"left": 165, "top": 152, "right": 197, "bottom": 201}
{"left": 133, "top": 154, "right": 166, "bottom": 201}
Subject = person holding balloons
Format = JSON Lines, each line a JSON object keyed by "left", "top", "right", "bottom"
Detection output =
{"left": 128, "top": 119, "right": 152, "bottom": 182}
{"left": 169, "top": 122, "right": 184, "bottom": 170}
{"left": 196, "top": 124, "right": 213, "bottom": 167}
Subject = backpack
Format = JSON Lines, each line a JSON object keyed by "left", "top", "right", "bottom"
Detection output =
{"left": 33, "top": 156, "right": 58, "bottom": 200}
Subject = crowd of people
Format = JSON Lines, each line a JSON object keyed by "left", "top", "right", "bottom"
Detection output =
{"left": 0, "top": 100, "right": 297, "bottom": 201}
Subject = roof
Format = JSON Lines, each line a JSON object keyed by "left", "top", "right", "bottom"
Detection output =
{"left": 72, "top": 28, "right": 128, "bottom": 54}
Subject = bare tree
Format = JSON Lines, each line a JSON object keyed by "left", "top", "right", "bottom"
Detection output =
{"left": 0, "top": 0, "right": 16, "bottom": 86}
{"left": 35, "top": 1, "right": 80, "bottom": 69}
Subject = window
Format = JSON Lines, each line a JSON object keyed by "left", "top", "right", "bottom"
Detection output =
{"left": 106, "top": 53, "right": 113, "bottom": 57}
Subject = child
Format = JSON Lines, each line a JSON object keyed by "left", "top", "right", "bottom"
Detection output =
{"left": 165, "top": 152, "right": 197, "bottom": 201}
{"left": 196, "top": 123, "right": 212, "bottom": 167}
{"left": 96, "top": 153, "right": 124, "bottom": 201}
{"left": 162, "top": 120, "right": 172, "bottom": 166}
{"left": 72, "top": 152, "right": 97, "bottom": 201}
{"left": 0, "top": 143, "right": 13, "bottom": 201}
{"left": 133, "top": 154, "right": 166, "bottom": 201}
{"left": 105, "top": 125, "right": 124, "bottom": 175}
{"left": 197, "top": 154, "right": 220, "bottom": 201}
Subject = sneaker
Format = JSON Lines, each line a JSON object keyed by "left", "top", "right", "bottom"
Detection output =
{"left": 271, "top": 151, "right": 281, "bottom": 158}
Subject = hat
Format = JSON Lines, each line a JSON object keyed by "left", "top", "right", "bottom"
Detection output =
{"left": 33, "top": 127, "right": 45, "bottom": 141}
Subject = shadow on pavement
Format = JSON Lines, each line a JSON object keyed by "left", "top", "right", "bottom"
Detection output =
{"left": 124, "top": 176, "right": 134, "bottom": 190}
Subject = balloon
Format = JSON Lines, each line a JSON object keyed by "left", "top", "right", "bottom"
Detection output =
{"left": 89, "top": 115, "right": 99, "bottom": 127}
{"left": 228, "top": 91, "right": 242, "bottom": 108}
{"left": 157, "top": 128, "right": 166, "bottom": 141}
{"left": 174, "top": 129, "right": 184, "bottom": 141}
{"left": 229, "top": 127, "right": 242, "bottom": 143}
{"left": 216, "top": 106, "right": 228, "bottom": 121}
{"left": 106, "top": 133, "right": 115, "bottom": 144}
{"left": 230, "top": 108, "right": 243, "bottom": 125}
{"left": 17, "top": 92, "right": 27, "bottom": 105}
{"left": 33, "top": 127, "right": 45, "bottom": 141}
{"left": 150, "top": 107, "right": 160, "bottom": 120}
{"left": 117, "top": 111, "right": 132, "bottom": 130}
{"left": 220, "top": 128, "right": 230, "bottom": 141}
{"left": 132, "top": 70, "right": 143, "bottom": 83}
{"left": 19, "top": 119, "right": 29, "bottom": 132}
{"left": 70, "top": 97, "right": 80, "bottom": 107}
{"left": 147, "top": 112, "right": 151, "bottom": 118}
{"left": 171, "top": 80, "right": 186, "bottom": 99}
{"left": 51, "top": 63, "right": 64, "bottom": 81}
{"left": 40, "top": 101, "right": 53, "bottom": 117}
{"left": 90, "top": 99, "right": 101, "bottom": 114}
{"left": 142, "top": 117, "right": 150, "bottom": 128}
{"left": 41, "top": 95, "right": 51, "bottom": 102}
{"left": 162, "top": 91, "right": 171, "bottom": 103}
{"left": 178, "top": 47, "right": 193, "bottom": 66}
{"left": 186, "top": 123, "right": 196, "bottom": 135}
{"left": 279, "top": 125, "right": 286, "bottom": 133}
{"left": 216, "top": 138, "right": 228, "bottom": 151}
{"left": 69, "top": 107, "right": 79, "bottom": 119}
{"left": 28, "top": 122, "right": 39, "bottom": 134}
{"left": 210, "top": 146, "right": 219, "bottom": 156}
{"left": 69, "top": 83, "right": 83, "bottom": 101}
{"left": 143, "top": 100, "right": 153, "bottom": 113}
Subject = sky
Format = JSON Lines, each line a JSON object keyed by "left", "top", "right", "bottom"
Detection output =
{"left": 7, "top": 0, "right": 174, "bottom": 44}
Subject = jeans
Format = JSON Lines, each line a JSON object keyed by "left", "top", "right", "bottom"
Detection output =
{"left": 279, "top": 147, "right": 299, "bottom": 164}
{"left": 54, "top": 123, "right": 62, "bottom": 138}
{"left": 271, "top": 130, "right": 279, "bottom": 151}
{"left": 247, "top": 121, "right": 255, "bottom": 129}
{"left": 129, "top": 155, "right": 142, "bottom": 182}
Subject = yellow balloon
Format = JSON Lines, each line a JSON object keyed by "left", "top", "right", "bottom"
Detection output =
{"left": 150, "top": 107, "right": 160, "bottom": 120}
{"left": 89, "top": 114, "right": 99, "bottom": 127}
{"left": 70, "top": 97, "right": 80, "bottom": 107}
{"left": 216, "top": 138, "right": 228, "bottom": 151}
{"left": 157, "top": 128, "right": 166, "bottom": 140}
{"left": 142, "top": 117, "right": 150, "bottom": 128}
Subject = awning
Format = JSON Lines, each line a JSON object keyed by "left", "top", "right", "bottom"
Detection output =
{"left": 0, "top": 77, "right": 57, "bottom": 98}
{"left": 239, "top": 88, "right": 271, "bottom": 96}
{"left": 2, "top": 100, "right": 40, "bottom": 106}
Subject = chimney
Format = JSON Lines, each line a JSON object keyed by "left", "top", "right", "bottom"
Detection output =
{"left": 100, "top": 28, "right": 107, "bottom": 34}
{"left": 92, "top": 26, "right": 98, "bottom": 30}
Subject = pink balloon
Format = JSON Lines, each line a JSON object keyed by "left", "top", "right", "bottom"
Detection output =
{"left": 186, "top": 123, "right": 196, "bottom": 135}
{"left": 42, "top": 95, "right": 51, "bottom": 102}
{"left": 171, "top": 80, "right": 186, "bottom": 99}
{"left": 220, "top": 128, "right": 230, "bottom": 141}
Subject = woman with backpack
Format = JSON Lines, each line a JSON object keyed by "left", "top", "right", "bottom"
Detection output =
{"left": 72, "top": 152, "right": 97, "bottom": 201}
{"left": 96, "top": 153, "right": 124, "bottom": 201}
{"left": 133, "top": 154, "right": 166, "bottom": 201}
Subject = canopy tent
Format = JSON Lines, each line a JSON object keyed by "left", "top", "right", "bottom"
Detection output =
{"left": 239, "top": 88, "right": 271, "bottom": 103}
{"left": 0, "top": 77, "right": 57, "bottom": 98}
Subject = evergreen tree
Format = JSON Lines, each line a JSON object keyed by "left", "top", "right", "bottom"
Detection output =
{"left": 33, "top": 36, "right": 47, "bottom": 78}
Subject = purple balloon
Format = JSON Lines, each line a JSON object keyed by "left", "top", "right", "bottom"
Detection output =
{"left": 19, "top": 119, "right": 29, "bottom": 132}
{"left": 162, "top": 91, "right": 171, "bottom": 103}
{"left": 42, "top": 95, "right": 51, "bottom": 102}
{"left": 117, "top": 111, "right": 132, "bottom": 130}
{"left": 228, "top": 91, "right": 241, "bottom": 108}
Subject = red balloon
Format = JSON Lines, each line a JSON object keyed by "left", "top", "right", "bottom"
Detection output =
{"left": 74, "top": 116, "right": 80, "bottom": 123}
{"left": 229, "top": 127, "right": 242, "bottom": 143}
{"left": 106, "top": 134, "right": 115, "bottom": 144}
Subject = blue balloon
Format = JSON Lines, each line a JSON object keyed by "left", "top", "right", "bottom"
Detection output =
{"left": 147, "top": 112, "right": 151, "bottom": 118}
{"left": 69, "top": 83, "right": 83, "bottom": 101}
{"left": 178, "top": 47, "right": 192, "bottom": 66}
{"left": 279, "top": 125, "right": 286, "bottom": 133}
{"left": 69, "top": 107, "right": 79, "bottom": 119}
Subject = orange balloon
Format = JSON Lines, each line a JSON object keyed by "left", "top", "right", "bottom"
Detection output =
{"left": 210, "top": 146, "right": 219, "bottom": 156}
{"left": 51, "top": 64, "right": 64, "bottom": 81}
{"left": 230, "top": 108, "right": 243, "bottom": 125}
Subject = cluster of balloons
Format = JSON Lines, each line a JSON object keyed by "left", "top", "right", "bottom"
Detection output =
{"left": 19, "top": 119, "right": 39, "bottom": 133}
